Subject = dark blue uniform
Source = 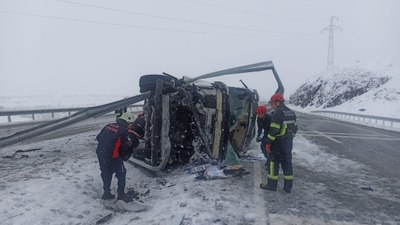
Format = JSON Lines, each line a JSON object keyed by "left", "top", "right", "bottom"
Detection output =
{"left": 130, "top": 113, "right": 145, "bottom": 139}
{"left": 96, "top": 119, "right": 129, "bottom": 196}
{"left": 257, "top": 114, "right": 271, "bottom": 138}
{"left": 265, "top": 104, "right": 297, "bottom": 192}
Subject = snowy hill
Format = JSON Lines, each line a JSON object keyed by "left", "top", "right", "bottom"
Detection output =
{"left": 289, "top": 56, "right": 400, "bottom": 118}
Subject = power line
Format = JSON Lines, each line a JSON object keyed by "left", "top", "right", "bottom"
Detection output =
{"left": 186, "top": 0, "right": 312, "bottom": 22}
{"left": 0, "top": 9, "right": 278, "bottom": 37}
{"left": 58, "top": 0, "right": 313, "bottom": 35}
{"left": 187, "top": 0, "right": 268, "bottom": 16}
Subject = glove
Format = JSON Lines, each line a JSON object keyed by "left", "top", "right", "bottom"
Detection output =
{"left": 265, "top": 142, "right": 271, "bottom": 154}
{"left": 256, "top": 136, "right": 262, "bottom": 142}
{"left": 120, "top": 149, "right": 133, "bottom": 161}
{"left": 260, "top": 139, "right": 271, "bottom": 157}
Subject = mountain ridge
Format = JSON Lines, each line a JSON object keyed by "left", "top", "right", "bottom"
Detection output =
{"left": 289, "top": 56, "right": 400, "bottom": 118}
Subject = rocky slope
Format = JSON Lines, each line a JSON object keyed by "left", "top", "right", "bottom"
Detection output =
{"left": 289, "top": 67, "right": 391, "bottom": 109}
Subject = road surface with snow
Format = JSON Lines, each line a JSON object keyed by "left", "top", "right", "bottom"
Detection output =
{"left": 0, "top": 113, "right": 399, "bottom": 225}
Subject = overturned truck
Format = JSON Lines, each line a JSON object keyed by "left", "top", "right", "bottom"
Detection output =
{"left": 0, "top": 61, "right": 284, "bottom": 174}
{"left": 129, "top": 61, "right": 284, "bottom": 172}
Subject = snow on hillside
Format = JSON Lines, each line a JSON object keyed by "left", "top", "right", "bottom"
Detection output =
{"left": 330, "top": 57, "right": 400, "bottom": 118}
{"left": 290, "top": 55, "right": 400, "bottom": 119}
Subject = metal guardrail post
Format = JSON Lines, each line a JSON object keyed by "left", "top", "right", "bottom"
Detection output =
{"left": 8, "top": 115, "right": 11, "bottom": 122}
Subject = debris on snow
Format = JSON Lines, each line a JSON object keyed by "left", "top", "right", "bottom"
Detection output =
{"left": 96, "top": 213, "right": 113, "bottom": 225}
{"left": 2, "top": 148, "right": 42, "bottom": 159}
{"left": 360, "top": 186, "right": 374, "bottom": 191}
{"left": 204, "top": 165, "right": 227, "bottom": 180}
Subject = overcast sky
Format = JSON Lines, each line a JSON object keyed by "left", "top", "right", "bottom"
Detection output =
{"left": 1, "top": 0, "right": 399, "bottom": 101}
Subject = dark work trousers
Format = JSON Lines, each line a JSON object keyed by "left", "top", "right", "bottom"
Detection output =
{"left": 97, "top": 155, "right": 126, "bottom": 195}
{"left": 260, "top": 139, "right": 270, "bottom": 167}
{"left": 267, "top": 136, "right": 293, "bottom": 190}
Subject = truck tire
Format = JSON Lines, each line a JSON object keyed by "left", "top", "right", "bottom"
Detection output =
{"left": 139, "top": 74, "right": 176, "bottom": 93}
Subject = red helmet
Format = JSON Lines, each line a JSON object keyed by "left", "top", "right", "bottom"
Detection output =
{"left": 256, "top": 105, "right": 267, "bottom": 114}
{"left": 270, "top": 93, "right": 285, "bottom": 102}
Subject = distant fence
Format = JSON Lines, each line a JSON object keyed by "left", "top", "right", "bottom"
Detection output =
{"left": 0, "top": 105, "right": 144, "bottom": 123}
{"left": 311, "top": 110, "right": 400, "bottom": 128}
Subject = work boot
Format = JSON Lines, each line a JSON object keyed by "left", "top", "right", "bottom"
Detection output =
{"left": 260, "top": 179, "right": 277, "bottom": 191}
{"left": 102, "top": 192, "right": 115, "bottom": 200}
{"left": 284, "top": 180, "right": 293, "bottom": 193}
{"left": 126, "top": 189, "right": 140, "bottom": 200}
{"left": 117, "top": 193, "right": 134, "bottom": 203}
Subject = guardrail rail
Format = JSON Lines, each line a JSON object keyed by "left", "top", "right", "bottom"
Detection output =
{"left": 0, "top": 105, "right": 144, "bottom": 123}
{"left": 311, "top": 110, "right": 400, "bottom": 128}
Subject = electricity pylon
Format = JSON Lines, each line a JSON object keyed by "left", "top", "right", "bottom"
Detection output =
{"left": 322, "top": 16, "right": 342, "bottom": 70}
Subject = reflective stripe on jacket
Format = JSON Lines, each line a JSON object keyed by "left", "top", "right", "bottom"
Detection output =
{"left": 267, "top": 104, "right": 297, "bottom": 141}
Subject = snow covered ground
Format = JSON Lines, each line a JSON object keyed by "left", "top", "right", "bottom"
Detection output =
{"left": 1, "top": 128, "right": 399, "bottom": 225}
{"left": 0, "top": 130, "right": 259, "bottom": 225}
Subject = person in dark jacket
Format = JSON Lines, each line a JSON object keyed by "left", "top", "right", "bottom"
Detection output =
{"left": 256, "top": 105, "right": 271, "bottom": 154}
{"left": 129, "top": 113, "right": 145, "bottom": 139}
{"left": 260, "top": 93, "right": 298, "bottom": 193}
{"left": 255, "top": 105, "right": 271, "bottom": 160}
{"left": 96, "top": 112, "right": 135, "bottom": 201}
{"left": 256, "top": 105, "right": 271, "bottom": 140}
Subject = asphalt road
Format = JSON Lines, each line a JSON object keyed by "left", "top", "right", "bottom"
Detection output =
{"left": 247, "top": 111, "right": 400, "bottom": 224}
{"left": 297, "top": 112, "right": 400, "bottom": 179}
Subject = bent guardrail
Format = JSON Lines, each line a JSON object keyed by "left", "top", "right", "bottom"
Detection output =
{"left": 0, "top": 94, "right": 149, "bottom": 148}
{"left": 311, "top": 110, "right": 400, "bottom": 128}
{"left": 0, "top": 105, "right": 144, "bottom": 123}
